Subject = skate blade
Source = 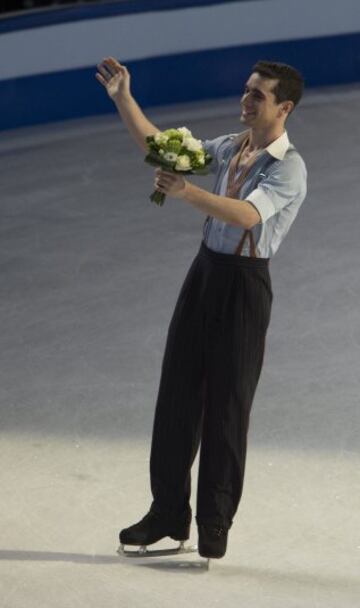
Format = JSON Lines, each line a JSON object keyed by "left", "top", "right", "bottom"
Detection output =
{"left": 117, "top": 541, "right": 198, "bottom": 558}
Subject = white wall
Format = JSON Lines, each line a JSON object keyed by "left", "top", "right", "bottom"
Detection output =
{"left": 1, "top": 0, "right": 360, "bottom": 81}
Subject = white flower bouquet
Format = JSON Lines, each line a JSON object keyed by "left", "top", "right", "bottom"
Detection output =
{"left": 144, "top": 126, "right": 213, "bottom": 206}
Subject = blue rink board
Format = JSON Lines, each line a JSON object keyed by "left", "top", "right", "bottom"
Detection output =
{"left": 1, "top": 31, "right": 359, "bottom": 131}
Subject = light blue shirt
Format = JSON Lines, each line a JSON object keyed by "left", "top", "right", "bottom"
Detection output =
{"left": 201, "top": 129, "right": 307, "bottom": 258}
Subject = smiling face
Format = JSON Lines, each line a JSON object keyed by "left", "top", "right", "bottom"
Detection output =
{"left": 240, "top": 72, "right": 292, "bottom": 130}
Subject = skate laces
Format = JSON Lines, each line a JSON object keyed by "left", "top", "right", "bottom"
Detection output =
{"left": 201, "top": 524, "right": 226, "bottom": 536}
{"left": 213, "top": 526, "right": 226, "bottom": 536}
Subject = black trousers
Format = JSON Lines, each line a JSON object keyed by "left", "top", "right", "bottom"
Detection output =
{"left": 149, "top": 239, "right": 273, "bottom": 530}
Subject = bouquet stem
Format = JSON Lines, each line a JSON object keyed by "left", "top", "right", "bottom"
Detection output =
{"left": 150, "top": 189, "right": 166, "bottom": 206}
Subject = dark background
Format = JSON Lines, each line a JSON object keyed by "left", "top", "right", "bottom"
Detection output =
{"left": 0, "top": 0, "right": 100, "bottom": 15}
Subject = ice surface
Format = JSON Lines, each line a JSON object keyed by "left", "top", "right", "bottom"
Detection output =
{"left": 0, "top": 84, "right": 359, "bottom": 608}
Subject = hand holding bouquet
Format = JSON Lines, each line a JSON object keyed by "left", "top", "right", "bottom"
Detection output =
{"left": 144, "top": 127, "right": 213, "bottom": 206}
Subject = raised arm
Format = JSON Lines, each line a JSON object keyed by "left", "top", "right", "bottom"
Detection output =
{"left": 96, "top": 57, "right": 160, "bottom": 153}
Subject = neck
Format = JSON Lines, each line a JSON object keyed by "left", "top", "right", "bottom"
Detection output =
{"left": 247, "top": 125, "right": 285, "bottom": 150}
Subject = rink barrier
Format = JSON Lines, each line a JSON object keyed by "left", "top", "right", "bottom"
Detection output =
{"left": 0, "top": 0, "right": 359, "bottom": 130}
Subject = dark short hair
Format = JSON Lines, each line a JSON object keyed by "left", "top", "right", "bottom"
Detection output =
{"left": 251, "top": 60, "right": 304, "bottom": 111}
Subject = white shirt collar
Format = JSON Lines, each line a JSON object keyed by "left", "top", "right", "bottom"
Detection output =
{"left": 232, "top": 129, "right": 290, "bottom": 161}
{"left": 265, "top": 130, "right": 290, "bottom": 160}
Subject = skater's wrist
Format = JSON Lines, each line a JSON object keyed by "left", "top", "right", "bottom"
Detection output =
{"left": 181, "top": 180, "right": 193, "bottom": 200}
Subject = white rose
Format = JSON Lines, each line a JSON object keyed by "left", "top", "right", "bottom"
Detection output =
{"left": 177, "top": 126, "right": 192, "bottom": 138}
{"left": 175, "top": 154, "right": 191, "bottom": 171}
{"left": 164, "top": 152, "right": 178, "bottom": 162}
{"left": 183, "top": 137, "right": 203, "bottom": 152}
{"left": 154, "top": 132, "right": 169, "bottom": 145}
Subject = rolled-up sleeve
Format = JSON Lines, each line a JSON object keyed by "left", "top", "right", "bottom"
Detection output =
{"left": 246, "top": 157, "right": 307, "bottom": 224}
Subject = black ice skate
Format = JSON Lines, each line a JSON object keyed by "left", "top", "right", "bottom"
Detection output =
{"left": 117, "top": 508, "right": 198, "bottom": 558}
{"left": 198, "top": 523, "right": 228, "bottom": 560}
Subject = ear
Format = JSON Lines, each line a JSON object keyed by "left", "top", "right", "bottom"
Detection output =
{"left": 281, "top": 100, "right": 294, "bottom": 117}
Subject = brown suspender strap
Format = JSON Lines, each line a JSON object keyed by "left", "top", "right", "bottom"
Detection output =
{"left": 226, "top": 130, "right": 260, "bottom": 258}
{"left": 234, "top": 228, "right": 257, "bottom": 257}
{"left": 226, "top": 131, "right": 253, "bottom": 199}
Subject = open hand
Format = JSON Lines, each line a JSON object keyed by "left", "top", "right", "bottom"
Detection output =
{"left": 96, "top": 57, "right": 131, "bottom": 100}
